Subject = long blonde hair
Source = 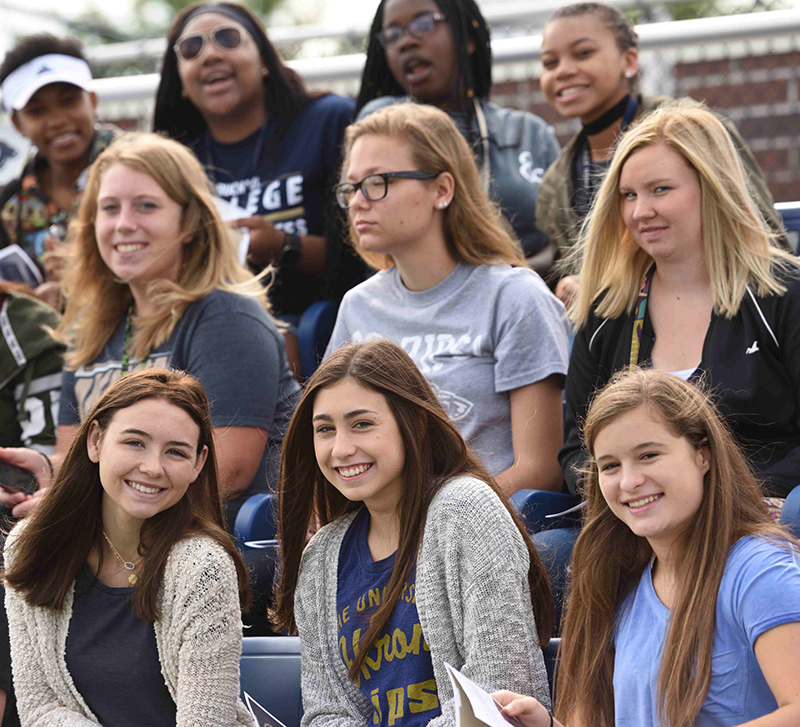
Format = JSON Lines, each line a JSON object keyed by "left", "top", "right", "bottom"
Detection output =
{"left": 570, "top": 100, "right": 797, "bottom": 328}
{"left": 341, "top": 103, "right": 525, "bottom": 270}
{"left": 556, "top": 368, "right": 796, "bottom": 727}
{"left": 57, "top": 132, "right": 271, "bottom": 369}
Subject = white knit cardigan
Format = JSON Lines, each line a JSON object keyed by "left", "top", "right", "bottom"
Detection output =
{"left": 4, "top": 524, "right": 256, "bottom": 727}
{"left": 295, "top": 476, "right": 551, "bottom": 727}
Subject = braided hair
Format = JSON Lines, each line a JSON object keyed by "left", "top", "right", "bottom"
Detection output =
{"left": 355, "top": 0, "right": 492, "bottom": 115}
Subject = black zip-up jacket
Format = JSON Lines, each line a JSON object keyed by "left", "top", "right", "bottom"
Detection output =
{"left": 561, "top": 264, "right": 800, "bottom": 498}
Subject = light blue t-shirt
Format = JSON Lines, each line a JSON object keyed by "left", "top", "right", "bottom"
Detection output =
{"left": 613, "top": 536, "right": 800, "bottom": 726}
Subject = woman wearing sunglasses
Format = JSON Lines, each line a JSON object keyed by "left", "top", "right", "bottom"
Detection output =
{"left": 355, "top": 0, "right": 561, "bottom": 272}
{"left": 325, "top": 104, "right": 569, "bottom": 496}
{"left": 154, "top": 2, "right": 364, "bottom": 348}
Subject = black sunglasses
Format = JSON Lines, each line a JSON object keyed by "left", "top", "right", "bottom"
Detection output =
{"left": 174, "top": 26, "right": 244, "bottom": 61}
{"left": 335, "top": 171, "right": 441, "bottom": 209}
{"left": 378, "top": 12, "right": 446, "bottom": 48}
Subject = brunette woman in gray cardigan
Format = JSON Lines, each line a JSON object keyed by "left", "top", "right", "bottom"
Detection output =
{"left": 272, "top": 340, "right": 554, "bottom": 727}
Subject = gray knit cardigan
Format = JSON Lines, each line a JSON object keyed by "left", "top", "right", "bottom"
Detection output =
{"left": 295, "top": 475, "right": 551, "bottom": 727}
{"left": 4, "top": 524, "right": 256, "bottom": 727}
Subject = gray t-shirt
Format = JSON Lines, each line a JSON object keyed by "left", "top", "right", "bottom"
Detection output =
{"left": 325, "top": 263, "right": 569, "bottom": 474}
{"left": 60, "top": 289, "right": 300, "bottom": 500}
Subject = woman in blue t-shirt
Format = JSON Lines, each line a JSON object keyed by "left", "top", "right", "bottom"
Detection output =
{"left": 272, "top": 339, "right": 553, "bottom": 727}
{"left": 493, "top": 368, "right": 800, "bottom": 727}
{"left": 153, "top": 1, "right": 364, "bottom": 338}
{"left": 0, "top": 133, "right": 299, "bottom": 527}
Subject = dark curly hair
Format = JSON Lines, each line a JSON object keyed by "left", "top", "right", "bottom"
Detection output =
{"left": 355, "top": 0, "right": 492, "bottom": 115}
{"left": 0, "top": 34, "right": 87, "bottom": 85}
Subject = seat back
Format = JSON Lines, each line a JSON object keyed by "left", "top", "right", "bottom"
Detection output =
{"left": 233, "top": 493, "right": 278, "bottom": 549}
{"left": 777, "top": 201, "right": 800, "bottom": 253}
{"left": 240, "top": 636, "right": 303, "bottom": 727}
{"left": 780, "top": 485, "right": 800, "bottom": 538}
{"left": 297, "top": 300, "right": 339, "bottom": 378}
{"left": 543, "top": 637, "right": 561, "bottom": 703}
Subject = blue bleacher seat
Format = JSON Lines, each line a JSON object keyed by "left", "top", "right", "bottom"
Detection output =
{"left": 780, "top": 485, "right": 800, "bottom": 538}
{"left": 241, "top": 636, "right": 303, "bottom": 727}
{"left": 543, "top": 637, "right": 561, "bottom": 702}
{"left": 777, "top": 201, "right": 800, "bottom": 254}
{"left": 297, "top": 300, "right": 339, "bottom": 378}
{"left": 510, "top": 489, "right": 580, "bottom": 533}
{"left": 233, "top": 493, "right": 278, "bottom": 549}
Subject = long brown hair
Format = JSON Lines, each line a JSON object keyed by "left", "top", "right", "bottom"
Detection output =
{"left": 272, "top": 340, "right": 553, "bottom": 678}
{"left": 569, "top": 100, "right": 797, "bottom": 328}
{"left": 57, "top": 132, "right": 271, "bottom": 369}
{"left": 4, "top": 368, "right": 250, "bottom": 619}
{"left": 341, "top": 103, "right": 526, "bottom": 271}
{"left": 555, "top": 368, "right": 796, "bottom": 727}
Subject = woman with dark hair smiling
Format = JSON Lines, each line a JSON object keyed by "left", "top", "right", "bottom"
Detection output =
{"left": 273, "top": 339, "right": 553, "bottom": 727}
{"left": 4, "top": 368, "right": 256, "bottom": 726}
{"left": 154, "top": 1, "right": 364, "bottom": 345}
{"left": 355, "top": 0, "right": 560, "bottom": 269}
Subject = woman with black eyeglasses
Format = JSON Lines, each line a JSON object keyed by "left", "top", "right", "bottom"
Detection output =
{"left": 153, "top": 2, "right": 365, "bottom": 364}
{"left": 355, "top": 0, "right": 561, "bottom": 273}
{"left": 325, "top": 104, "right": 569, "bottom": 496}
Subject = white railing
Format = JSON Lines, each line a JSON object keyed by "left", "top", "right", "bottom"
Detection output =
{"left": 90, "top": 9, "right": 800, "bottom": 104}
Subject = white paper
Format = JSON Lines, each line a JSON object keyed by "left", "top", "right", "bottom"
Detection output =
{"left": 444, "top": 663, "right": 521, "bottom": 727}
{"left": 244, "top": 539, "right": 279, "bottom": 549}
{"left": 244, "top": 691, "right": 289, "bottom": 727}
{"left": 0, "top": 244, "right": 43, "bottom": 286}
{"left": 213, "top": 196, "right": 252, "bottom": 265}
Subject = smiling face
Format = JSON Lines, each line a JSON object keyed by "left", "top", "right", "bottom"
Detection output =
{"left": 176, "top": 12, "right": 266, "bottom": 123}
{"left": 593, "top": 406, "right": 709, "bottom": 553}
{"left": 540, "top": 14, "right": 637, "bottom": 123}
{"left": 12, "top": 82, "right": 97, "bottom": 169}
{"left": 381, "top": 0, "right": 462, "bottom": 108}
{"left": 312, "top": 378, "right": 406, "bottom": 514}
{"left": 95, "top": 163, "right": 189, "bottom": 299}
{"left": 345, "top": 133, "right": 450, "bottom": 261}
{"left": 87, "top": 398, "right": 208, "bottom": 528}
{"left": 619, "top": 143, "right": 704, "bottom": 264}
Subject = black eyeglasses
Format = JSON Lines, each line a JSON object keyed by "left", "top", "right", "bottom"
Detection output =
{"left": 377, "top": 12, "right": 446, "bottom": 48}
{"left": 335, "top": 171, "right": 441, "bottom": 209}
{"left": 174, "top": 26, "right": 244, "bottom": 61}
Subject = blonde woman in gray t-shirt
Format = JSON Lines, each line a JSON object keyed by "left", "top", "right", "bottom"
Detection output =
{"left": 327, "top": 103, "right": 569, "bottom": 494}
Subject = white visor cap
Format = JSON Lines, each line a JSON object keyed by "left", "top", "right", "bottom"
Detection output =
{"left": 1, "top": 54, "right": 94, "bottom": 111}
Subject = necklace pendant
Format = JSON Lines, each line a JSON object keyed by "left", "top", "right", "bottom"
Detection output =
{"left": 123, "top": 561, "right": 135, "bottom": 570}
{"left": 128, "top": 573, "right": 138, "bottom": 585}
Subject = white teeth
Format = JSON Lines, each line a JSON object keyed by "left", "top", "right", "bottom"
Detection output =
{"left": 627, "top": 494, "right": 661, "bottom": 508}
{"left": 338, "top": 464, "right": 372, "bottom": 478}
{"left": 116, "top": 243, "right": 145, "bottom": 253}
{"left": 205, "top": 72, "right": 231, "bottom": 82}
{"left": 558, "top": 86, "right": 585, "bottom": 96}
{"left": 128, "top": 481, "right": 161, "bottom": 494}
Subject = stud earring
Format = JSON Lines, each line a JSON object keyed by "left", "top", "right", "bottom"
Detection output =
{"left": 438, "top": 201, "right": 448, "bottom": 209}
{"left": 262, "top": 68, "right": 269, "bottom": 77}
{"left": 625, "top": 70, "right": 633, "bottom": 78}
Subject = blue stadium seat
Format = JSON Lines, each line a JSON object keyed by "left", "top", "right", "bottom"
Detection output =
{"left": 233, "top": 493, "right": 278, "bottom": 549}
{"left": 240, "top": 636, "right": 303, "bottom": 727}
{"left": 543, "top": 637, "right": 561, "bottom": 702}
{"left": 297, "top": 300, "right": 339, "bottom": 378}
{"left": 780, "top": 485, "right": 800, "bottom": 538}
{"left": 510, "top": 489, "right": 580, "bottom": 533}
{"left": 777, "top": 201, "right": 800, "bottom": 254}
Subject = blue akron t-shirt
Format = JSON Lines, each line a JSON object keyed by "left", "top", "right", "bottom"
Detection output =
{"left": 337, "top": 508, "right": 441, "bottom": 727}
{"left": 188, "top": 94, "right": 355, "bottom": 315}
{"left": 613, "top": 536, "right": 800, "bottom": 726}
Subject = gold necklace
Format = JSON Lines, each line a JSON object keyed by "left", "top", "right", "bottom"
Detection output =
{"left": 102, "top": 530, "right": 142, "bottom": 585}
